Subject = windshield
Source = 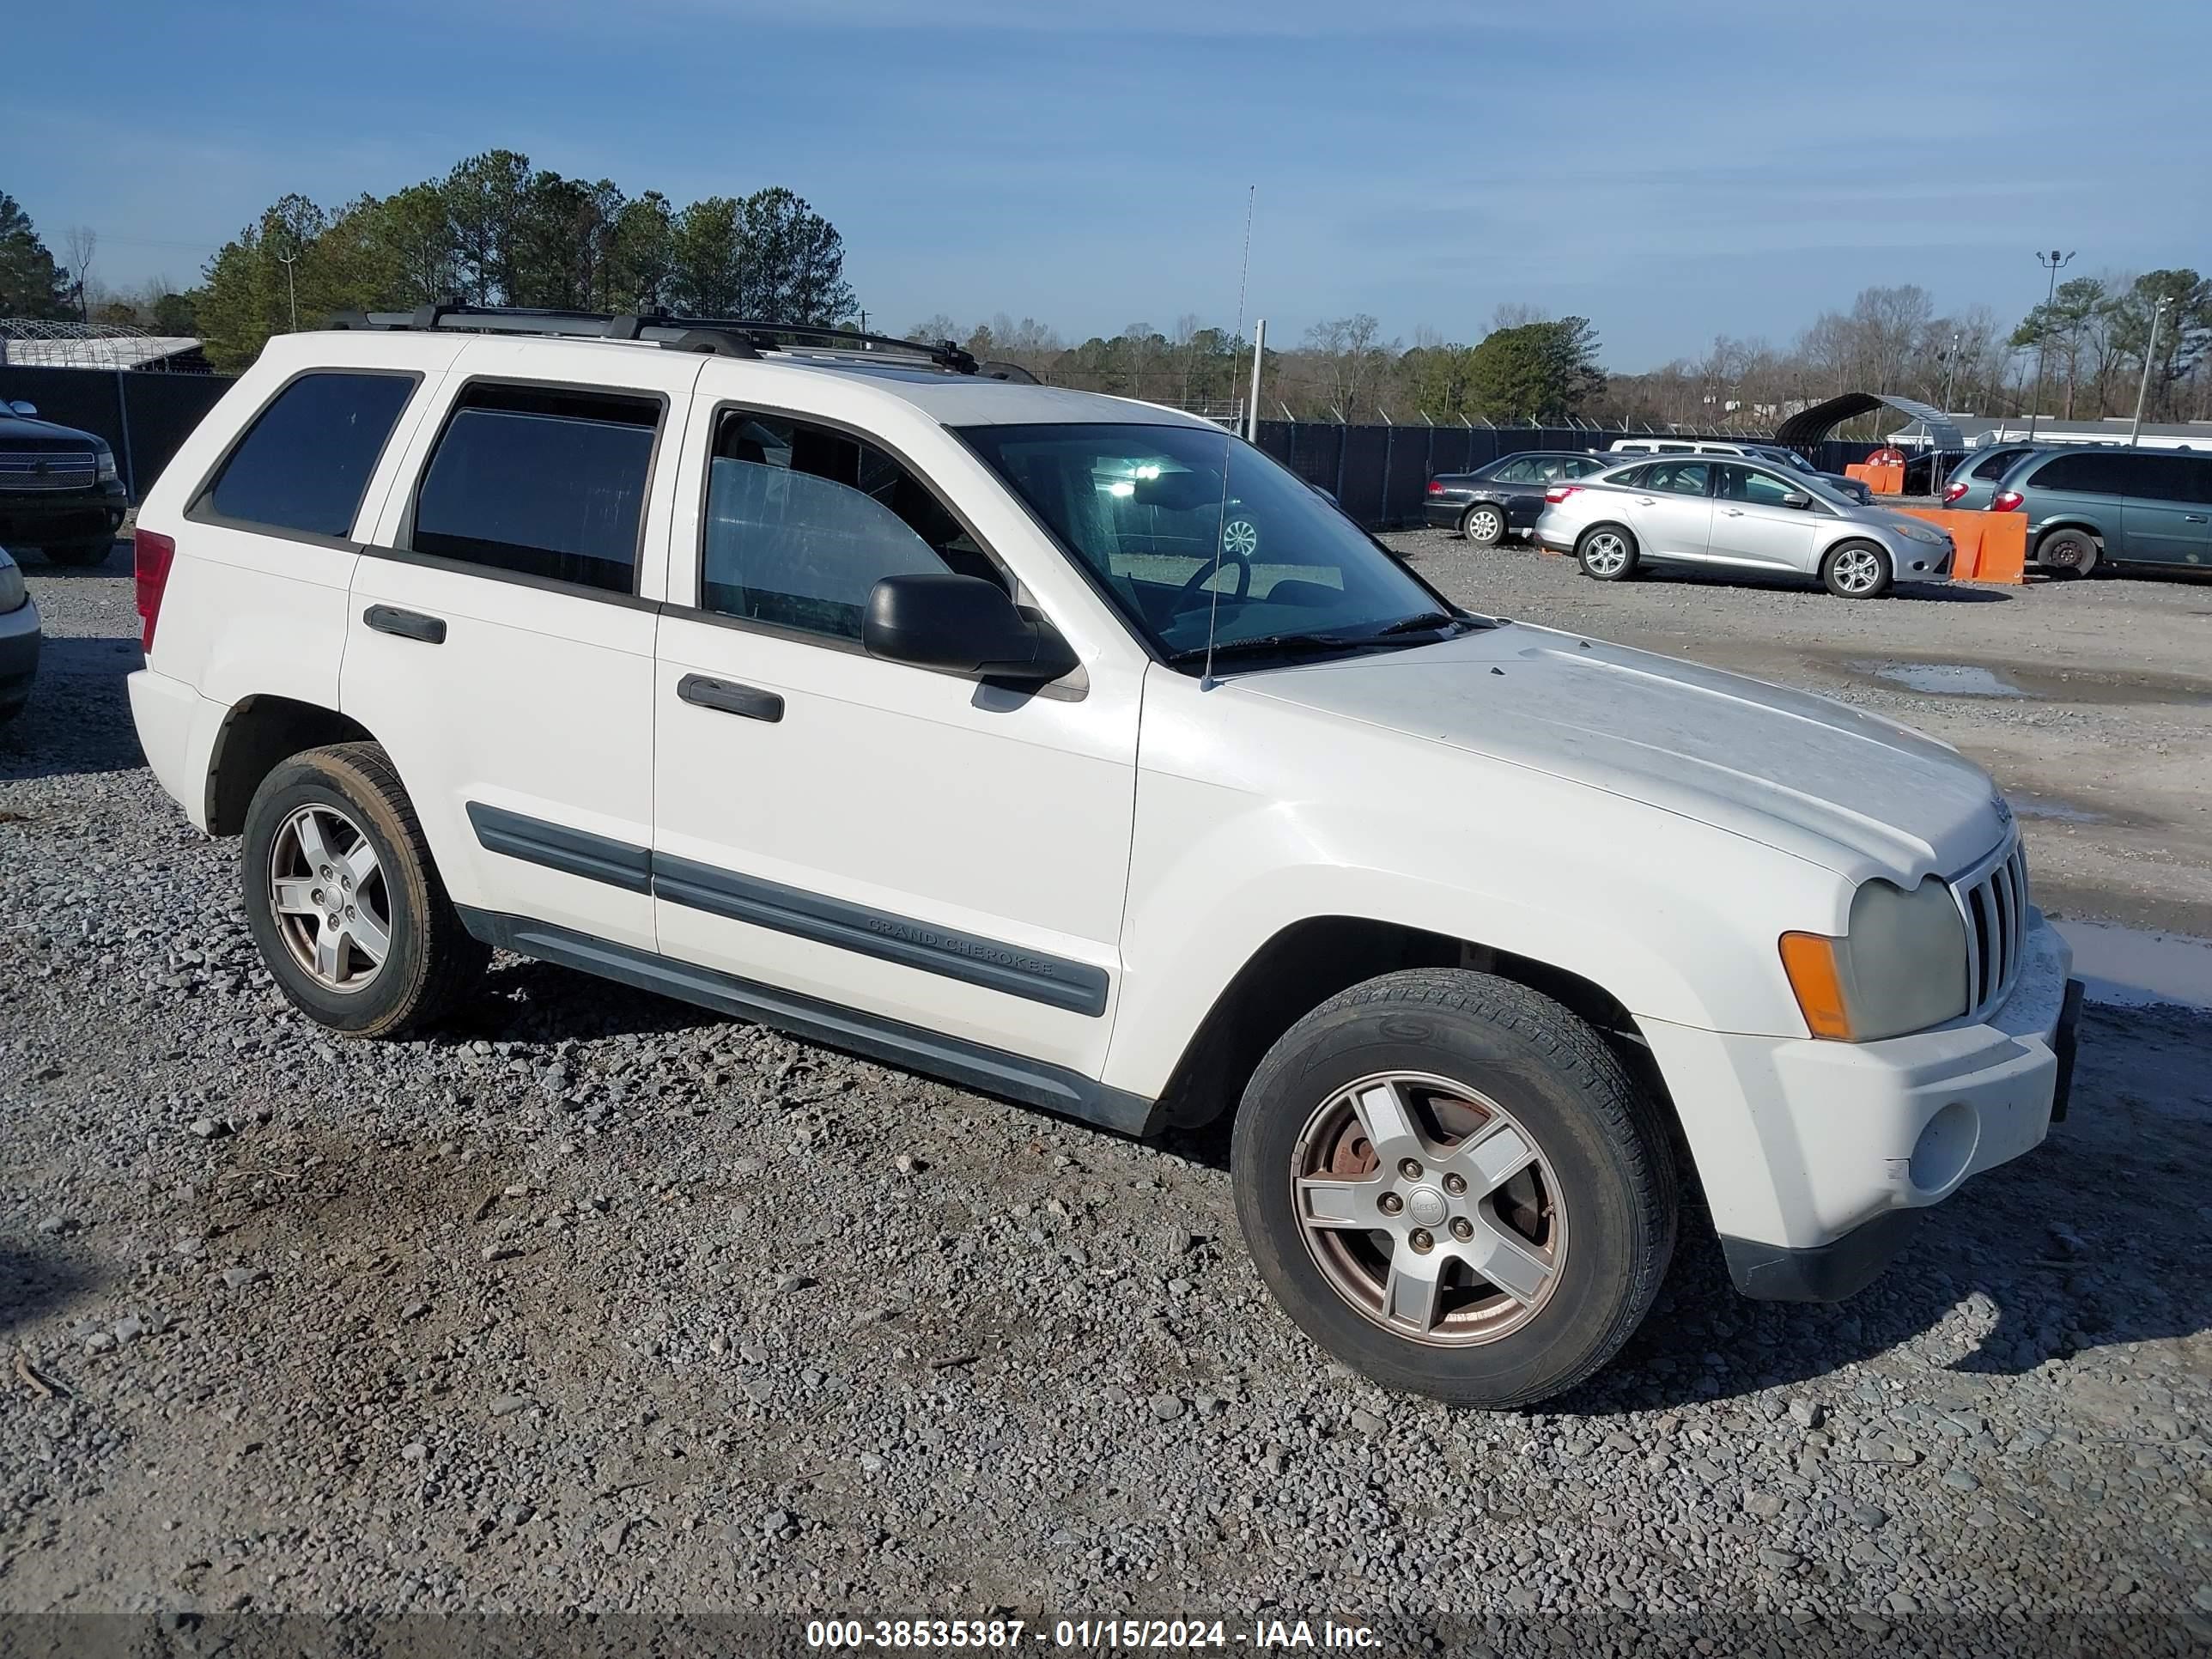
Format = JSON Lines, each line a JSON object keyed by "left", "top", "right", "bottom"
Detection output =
{"left": 959, "top": 422, "right": 1459, "bottom": 665}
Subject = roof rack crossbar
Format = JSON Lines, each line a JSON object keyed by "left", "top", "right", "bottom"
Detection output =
{"left": 333, "top": 305, "right": 975, "bottom": 373}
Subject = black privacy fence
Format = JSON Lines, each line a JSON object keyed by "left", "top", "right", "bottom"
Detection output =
{"left": 0, "top": 366, "right": 1882, "bottom": 525}
{"left": 0, "top": 366, "right": 234, "bottom": 502}
{"left": 1252, "top": 421, "right": 1885, "bottom": 530}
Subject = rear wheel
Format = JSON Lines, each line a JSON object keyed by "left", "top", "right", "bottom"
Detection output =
{"left": 1231, "top": 969, "right": 1678, "bottom": 1407}
{"left": 1461, "top": 503, "right": 1506, "bottom": 547}
{"left": 1576, "top": 525, "right": 1638, "bottom": 581}
{"left": 1821, "top": 539, "right": 1893, "bottom": 599}
{"left": 2037, "top": 527, "right": 2100, "bottom": 577}
{"left": 40, "top": 539, "right": 113, "bottom": 568}
{"left": 240, "top": 742, "right": 487, "bottom": 1037}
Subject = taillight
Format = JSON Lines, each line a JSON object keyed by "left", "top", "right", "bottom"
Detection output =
{"left": 1544, "top": 485, "right": 1581, "bottom": 505}
{"left": 134, "top": 528, "right": 175, "bottom": 653}
{"left": 1990, "top": 490, "right": 2024, "bottom": 513}
{"left": 1942, "top": 481, "right": 1968, "bottom": 503}
{"left": 1425, "top": 479, "right": 1444, "bottom": 495}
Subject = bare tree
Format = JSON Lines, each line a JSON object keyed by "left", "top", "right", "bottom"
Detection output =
{"left": 62, "top": 224, "right": 97, "bottom": 320}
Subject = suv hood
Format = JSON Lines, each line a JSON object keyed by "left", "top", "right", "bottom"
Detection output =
{"left": 0, "top": 411, "right": 97, "bottom": 452}
{"left": 1237, "top": 623, "right": 2005, "bottom": 884}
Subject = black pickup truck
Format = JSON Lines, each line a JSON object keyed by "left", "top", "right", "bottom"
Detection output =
{"left": 0, "top": 399, "right": 129, "bottom": 564}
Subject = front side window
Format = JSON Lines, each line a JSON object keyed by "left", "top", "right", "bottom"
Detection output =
{"left": 961, "top": 422, "right": 1451, "bottom": 664}
{"left": 198, "top": 371, "right": 416, "bottom": 538}
{"left": 2121, "top": 455, "right": 2203, "bottom": 503}
{"left": 1718, "top": 465, "right": 1799, "bottom": 507}
{"left": 411, "top": 383, "right": 657, "bottom": 593}
{"left": 700, "top": 411, "right": 998, "bottom": 642}
{"left": 1644, "top": 460, "right": 1711, "bottom": 496}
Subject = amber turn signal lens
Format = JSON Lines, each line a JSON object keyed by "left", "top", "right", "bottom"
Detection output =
{"left": 1778, "top": 932, "right": 1854, "bottom": 1041}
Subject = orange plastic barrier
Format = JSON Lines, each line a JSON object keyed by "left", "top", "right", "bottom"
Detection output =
{"left": 1845, "top": 461, "right": 1905, "bottom": 495}
{"left": 1894, "top": 506, "right": 2027, "bottom": 586}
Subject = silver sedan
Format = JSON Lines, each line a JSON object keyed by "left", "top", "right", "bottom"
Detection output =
{"left": 1533, "top": 457, "right": 1954, "bottom": 599}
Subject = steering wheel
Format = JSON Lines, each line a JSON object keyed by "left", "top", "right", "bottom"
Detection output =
{"left": 1169, "top": 549, "right": 1251, "bottom": 616}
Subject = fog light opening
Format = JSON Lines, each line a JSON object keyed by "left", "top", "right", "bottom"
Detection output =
{"left": 1909, "top": 1100, "right": 1979, "bottom": 1194}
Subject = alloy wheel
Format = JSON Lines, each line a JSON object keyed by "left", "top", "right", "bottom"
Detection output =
{"left": 1583, "top": 532, "right": 1630, "bottom": 576}
{"left": 1222, "top": 518, "right": 1261, "bottom": 557}
{"left": 268, "top": 804, "right": 391, "bottom": 993}
{"left": 1832, "top": 545, "right": 1885, "bottom": 595}
{"left": 1289, "top": 1071, "right": 1568, "bottom": 1346}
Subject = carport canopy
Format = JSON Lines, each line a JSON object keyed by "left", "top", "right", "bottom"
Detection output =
{"left": 1775, "top": 392, "right": 1966, "bottom": 452}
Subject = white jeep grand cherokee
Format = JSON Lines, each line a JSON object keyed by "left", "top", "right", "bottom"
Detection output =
{"left": 125, "top": 308, "right": 2083, "bottom": 1406}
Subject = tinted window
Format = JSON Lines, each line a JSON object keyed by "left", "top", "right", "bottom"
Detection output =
{"left": 199, "top": 372, "right": 415, "bottom": 538}
{"left": 1656, "top": 442, "right": 1694, "bottom": 454}
{"left": 1490, "top": 458, "right": 1540, "bottom": 483}
{"left": 2029, "top": 451, "right": 2136, "bottom": 496}
{"left": 1607, "top": 465, "right": 1650, "bottom": 487}
{"left": 1569, "top": 456, "right": 1614, "bottom": 477}
{"left": 1972, "top": 447, "right": 2032, "bottom": 480}
{"left": 412, "top": 384, "right": 657, "bottom": 592}
{"left": 701, "top": 412, "right": 992, "bottom": 641}
{"left": 1645, "top": 461, "right": 1711, "bottom": 495}
{"left": 1718, "top": 465, "right": 1799, "bottom": 507}
{"left": 2118, "top": 453, "right": 2207, "bottom": 503}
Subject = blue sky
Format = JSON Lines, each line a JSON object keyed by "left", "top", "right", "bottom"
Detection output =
{"left": 9, "top": 0, "right": 2209, "bottom": 369}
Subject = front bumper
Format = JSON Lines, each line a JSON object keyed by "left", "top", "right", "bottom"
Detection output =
{"left": 1641, "top": 908, "right": 2079, "bottom": 1300}
{"left": 0, "top": 483, "right": 127, "bottom": 542}
{"left": 0, "top": 595, "right": 41, "bottom": 711}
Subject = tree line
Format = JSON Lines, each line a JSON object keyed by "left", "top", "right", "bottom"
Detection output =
{"left": 9, "top": 179, "right": 2209, "bottom": 432}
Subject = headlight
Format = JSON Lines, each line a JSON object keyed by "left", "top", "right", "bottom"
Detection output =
{"left": 95, "top": 447, "right": 119, "bottom": 483}
{"left": 0, "top": 550, "right": 26, "bottom": 615}
{"left": 1896, "top": 520, "right": 1943, "bottom": 544}
{"left": 1779, "top": 877, "right": 1968, "bottom": 1041}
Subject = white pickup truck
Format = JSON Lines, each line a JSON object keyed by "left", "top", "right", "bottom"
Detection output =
{"left": 125, "top": 307, "right": 2083, "bottom": 1405}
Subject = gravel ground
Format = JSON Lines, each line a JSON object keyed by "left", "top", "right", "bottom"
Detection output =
{"left": 3, "top": 546, "right": 2209, "bottom": 1654}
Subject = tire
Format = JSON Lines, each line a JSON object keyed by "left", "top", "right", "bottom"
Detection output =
{"left": 1575, "top": 525, "right": 1638, "bottom": 581}
{"left": 1460, "top": 503, "right": 1506, "bottom": 547}
{"left": 1231, "top": 969, "right": 1678, "bottom": 1407}
{"left": 41, "top": 539, "right": 113, "bottom": 568}
{"left": 239, "top": 741, "right": 487, "bottom": 1037}
{"left": 2037, "top": 527, "right": 2100, "bottom": 578}
{"left": 1820, "top": 539, "right": 1893, "bottom": 599}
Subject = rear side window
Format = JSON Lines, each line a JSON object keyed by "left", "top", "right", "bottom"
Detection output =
{"left": 198, "top": 371, "right": 416, "bottom": 538}
{"left": 1972, "top": 447, "right": 2029, "bottom": 480}
{"left": 2118, "top": 453, "right": 2208, "bottom": 503}
{"left": 2028, "top": 451, "right": 2135, "bottom": 496}
{"left": 411, "top": 383, "right": 659, "bottom": 593}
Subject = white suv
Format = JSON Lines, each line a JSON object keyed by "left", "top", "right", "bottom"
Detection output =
{"left": 126, "top": 308, "right": 2083, "bottom": 1406}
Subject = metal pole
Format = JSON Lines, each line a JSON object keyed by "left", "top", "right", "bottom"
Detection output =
{"left": 2130, "top": 298, "right": 2170, "bottom": 444}
{"left": 113, "top": 368, "right": 137, "bottom": 501}
{"left": 2028, "top": 249, "right": 2074, "bottom": 440}
{"left": 1246, "top": 319, "right": 1265, "bottom": 442}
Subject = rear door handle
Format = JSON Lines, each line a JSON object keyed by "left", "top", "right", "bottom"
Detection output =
{"left": 1723, "top": 507, "right": 1746, "bottom": 516}
{"left": 2186, "top": 514, "right": 2209, "bottom": 523}
{"left": 678, "top": 673, "right": 784, "bottom": 723}
{"left": 1636, "top": 497, "right": 1657, "bottom": 505}
{"left": 363, "top": 605, "right": 446, "bottom": 644}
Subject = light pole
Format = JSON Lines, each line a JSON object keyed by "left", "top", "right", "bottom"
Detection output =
{"left": 2027, "top": 248, "right": 2074, "bottom": 439}
{"left": 275, "top": 239, "right": 300, "bottom": 333}
{"left": 1940, "top": 329, "right": 1961, "bottom": 416}
{"left": 2129, "top": 296, "right": 2172, "bottom": 445}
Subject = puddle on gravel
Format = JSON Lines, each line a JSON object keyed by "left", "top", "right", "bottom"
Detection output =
{"left": 1852, "top": 660, "right": 2027, "bottom": 698}
{"left": 2011, "top": 795, "right": 2110, "bottom": 824}
{"left": 2056, "top": 921, "right": 2212, "bottom": 1011}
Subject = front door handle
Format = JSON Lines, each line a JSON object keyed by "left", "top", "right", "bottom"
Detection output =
{"left": 363, "top": 605, "right": 446, "bottom": 644}
{"left": 678, "top": 673, "right": 784, "bottom": 723}
{"left": 2186, "top": 514, "right": 2209, "bottom": 523}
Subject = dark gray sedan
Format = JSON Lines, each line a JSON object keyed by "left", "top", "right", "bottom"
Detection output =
{"left": 1424, "top": 450, "right": 1620, "bottom": 545}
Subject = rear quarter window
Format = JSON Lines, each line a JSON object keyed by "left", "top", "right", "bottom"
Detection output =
{"left": 194, "top": 371, "right": 418, "bottom": 539}
{"left": 2027, "top": 452, "right": 2136, "bottom": 496}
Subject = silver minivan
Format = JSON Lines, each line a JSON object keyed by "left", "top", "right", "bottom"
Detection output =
{"left": 1534, "top": 455, "right": 1954, "bottom": 599}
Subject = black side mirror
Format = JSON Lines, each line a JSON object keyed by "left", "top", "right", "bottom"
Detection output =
{"left": 6, "top": 400, "right": 37, "bottom": 418}
{"left": 864, "top": 574, "right": 1077, "bottom": 684}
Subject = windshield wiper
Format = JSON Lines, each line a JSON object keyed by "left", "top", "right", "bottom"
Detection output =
{"left": 1164, "top": 630, "right": 1390, "bottom": 665}
{"left": 1372, "top": 610, "right": 1463, "bottom": 636}
{"left": 1164, "top": 617, "right": 1465, "bottom": 666}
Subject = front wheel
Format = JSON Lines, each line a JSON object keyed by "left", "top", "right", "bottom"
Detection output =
{"left": 1461, "top": 503, "right": 1506, "bottom": 547}
{"left": 1821, "top": 539, "right": 1893, "bottom": 599}
{"left": 1231, "top": 969, "right": 1678, "bottom": 1407}
{"left": 240, "top": 742, "right": 488, "bottom": 1037}
{"left": 1576, "top": 525, "right": 1638, "bottom": 581}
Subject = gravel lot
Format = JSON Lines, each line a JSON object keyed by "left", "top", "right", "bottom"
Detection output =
{"left": 3, "top": 543, "right": 2209, "bottom": 1653}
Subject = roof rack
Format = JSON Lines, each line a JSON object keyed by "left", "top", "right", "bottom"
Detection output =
{"left": 325, "top": 304, "right": 981, "bottom": 375}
